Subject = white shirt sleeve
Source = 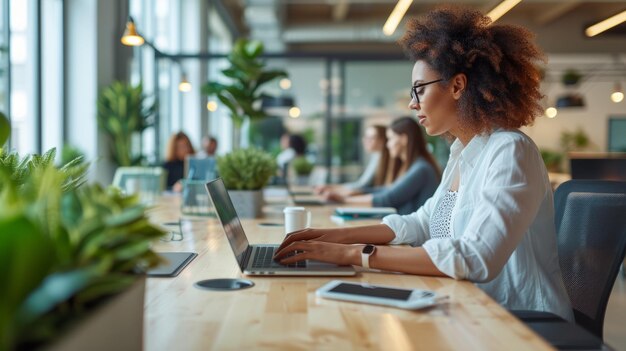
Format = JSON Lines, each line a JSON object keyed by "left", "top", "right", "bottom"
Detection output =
{"left": 422, "top": 136, "right": 546, "bottom": 282}
{"left": 381, "top": 185, "right": 440, "bottom": 245}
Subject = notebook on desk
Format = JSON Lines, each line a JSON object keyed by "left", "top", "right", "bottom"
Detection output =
{"left": 148, "top": 252, "right": 197, "bottom": 277}
{"left": 205, "top": 178, "right": 355, "bottom": 276}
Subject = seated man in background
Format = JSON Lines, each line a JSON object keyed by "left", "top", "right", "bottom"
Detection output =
{"left": 196, "top": 135, "right": 218, "bottom": 158}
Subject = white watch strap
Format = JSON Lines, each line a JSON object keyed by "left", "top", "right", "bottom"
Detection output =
{"left": 361, "top": 248, "right": 371, "bottom": 269}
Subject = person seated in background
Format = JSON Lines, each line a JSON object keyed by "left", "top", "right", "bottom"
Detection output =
{"left": 196, "top": 135, "right": 218, "bottom": 158}
{"left": 315, "top": 125, "right": 389, "bottom": 196}
{"left": 322, "top": 117, "right": 440, "bottom": 215}
{"left": 276, "top": 133, "right": 307, "bottom": 178}
{"left": 162, "top": 131, "right": 195, "bottom": 190}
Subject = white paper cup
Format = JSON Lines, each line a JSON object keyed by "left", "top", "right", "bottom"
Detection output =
{"left": 283, "top": 206, "right": 311, "bottom": 234}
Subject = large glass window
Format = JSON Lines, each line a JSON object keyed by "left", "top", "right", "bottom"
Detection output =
{"left": 10, "top": 0, "right": 37, "bottom": 154}
{"left": 0, "top": 0, "right": 9, "bottom": 124}
{"left": 41, "top": 0, "right": 63, "bottom": 153}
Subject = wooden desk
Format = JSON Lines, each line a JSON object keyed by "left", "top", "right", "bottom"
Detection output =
{"left": 144, "top": 194, "right": 553, "bottom": 350}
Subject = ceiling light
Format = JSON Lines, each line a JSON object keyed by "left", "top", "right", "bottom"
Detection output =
{"left": 486, "top": 0, "right": 523, "bottom": 23}
{"left": 383, "top": 0, "right": 413, "bottom": 36}
{"left": 288, "top": 107, "right": 301, "bottom": 118}
{"left": 279, "top": 78, "right": 292, "bottom": 90}
{"left": 178, "top": 74, "right": 192, "bottom": 93}
{"left": 585, "top": 10, "right": 626, "bottom": 37}
{"left": 206, "top": 101, "right": 218, "bottom": 111}
{"left": 545, "top": 107, "right": 557, "bottom": 118}
{"left": 610, "top": 82, "right": 624, "bottom": 103}
{"left": 121, "top": 17, "right": 145, "bottom": 46}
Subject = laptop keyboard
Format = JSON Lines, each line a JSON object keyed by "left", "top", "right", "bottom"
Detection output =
{"left": 251, "top": 247, "right": 307, "bottom": 269}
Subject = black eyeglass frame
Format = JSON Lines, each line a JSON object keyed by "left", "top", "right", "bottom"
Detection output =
{"left": 410, "top": 79, "right": 444, "bottom": 104}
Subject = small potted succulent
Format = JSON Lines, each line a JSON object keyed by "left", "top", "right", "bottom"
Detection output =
{"left": 216, "top": 147, "right": 277, "bottom": 218}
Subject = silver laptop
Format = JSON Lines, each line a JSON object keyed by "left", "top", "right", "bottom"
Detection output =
{"left": 205, "top": 178, "right": 355, "bottom": 276}
{"left": 285, "top": 180, "right": 329, "bottom": 206}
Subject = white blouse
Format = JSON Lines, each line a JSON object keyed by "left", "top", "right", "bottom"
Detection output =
{"left": 382, "top": 129, "right": 573, "bottom": 320}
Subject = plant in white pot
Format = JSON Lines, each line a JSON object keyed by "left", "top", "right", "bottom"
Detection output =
{"left": 216, "top": 148, "right": 277, "bottom": 218}
{"left": 0, "top": 113, "right": 164, "bottom": 350}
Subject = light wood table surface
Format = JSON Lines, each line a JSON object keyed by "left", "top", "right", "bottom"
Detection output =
{"left": 144, "top": 193, "right": 553, "bottom": 350}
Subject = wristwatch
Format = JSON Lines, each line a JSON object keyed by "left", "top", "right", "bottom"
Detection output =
{"left": 361, "top": 244, "right": 376, "bottom": 269}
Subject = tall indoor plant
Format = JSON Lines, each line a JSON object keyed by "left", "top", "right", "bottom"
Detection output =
{"left": 97, "top": 82, "right": 156, "bottom": 167}
{"left": 216, "top": 147, "right": 277, "bottom": 218}
{"left": 0, "top": 115, "right": 164, "bottom": 350}
{"left": 202, "top": 39, "right": 287, "bottom": 148}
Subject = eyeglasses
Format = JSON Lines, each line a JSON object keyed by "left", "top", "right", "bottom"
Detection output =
{"left": 410, "top": 79, "right": 443, "bottom": 104}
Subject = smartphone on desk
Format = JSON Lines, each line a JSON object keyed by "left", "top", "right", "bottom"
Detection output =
{"left": 316, "top": 280, "right": 443, "bottom": 310}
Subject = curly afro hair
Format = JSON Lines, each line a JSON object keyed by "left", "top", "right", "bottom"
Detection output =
{"left": 399, "top": 6, "right": 546, "bottom": 133}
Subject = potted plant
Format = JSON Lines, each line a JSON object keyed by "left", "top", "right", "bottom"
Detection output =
{"left": 0, "top": 114, "right": 164, "bottom": 350}
{"left": 216, "top": 147, "right": 277, "bottom": 218}
{"left": 292, "top": 156, "right": 314, "bottom": 185}
{"left": 561, "top": 69, "right": 583, "bottom": 86}
{"left": 97, "top": 81, "right": 157, "bottom": 167}
{"left": 202, "top": 39, "right": 288, "bottom": 148}
{"left": 540, "top": 149, "right": 564, "bottom": 173}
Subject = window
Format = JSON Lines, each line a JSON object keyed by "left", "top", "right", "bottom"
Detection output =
{"left": 41, "top": 0, "right": 63, "bottom": 154}
{"left": 10, "top": 0, "right": 37, "bottom": 154}
{"left": 0, "top": 0, "right": 9, "bottom": 120}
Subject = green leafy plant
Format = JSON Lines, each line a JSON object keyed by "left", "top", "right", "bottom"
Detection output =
{"left": 540, "top": 149, "right": 564, "bottom": 173}
{"left": 97, "top": 82, "right": 156, "bottom": 167}
{"left": 202, "top": 39, "right": 287, "bottom": 146}
{"left": 0, "top": 147, "right": 88, "bottom": 196}
{"left": 561, "top": 69, "right": 583, "bottom": 86}
{"left": 560, "top": 128, "right": 591, "bottom": 152}
{"left": 216, "top": 147, "right": 277, "bottom": 190}
{"left": 60, "top": 144, "right": 86, "bottom": 167}
{"left": 0, "top": 112, "right": 9, "bottom": 146}
{"left": 0, "top": 140, "right": 163, "bottom": 349}
{"left": 292, "top": 156, "right": 314, "bottom": 176}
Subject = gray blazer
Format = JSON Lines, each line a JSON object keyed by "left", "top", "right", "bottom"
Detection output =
{"left": 366, "top": 158, "right": 439, "bottom": 215}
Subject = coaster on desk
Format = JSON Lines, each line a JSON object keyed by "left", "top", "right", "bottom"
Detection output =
{"left": 148, "top": 252, "right": 197, "bottom": 277}
{"left": 194, "top": 278, "right": 255, "bottom": 291}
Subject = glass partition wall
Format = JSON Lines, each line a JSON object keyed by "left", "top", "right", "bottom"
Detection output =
{"left": 144, "top": 55, "right": 444, "bottom": 183}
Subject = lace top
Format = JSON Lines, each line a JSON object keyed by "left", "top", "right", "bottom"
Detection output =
{"left": 429, "top": 190, "right": 458, "bottom": 239}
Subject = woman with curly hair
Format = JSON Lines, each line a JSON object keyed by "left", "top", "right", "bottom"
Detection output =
{"left": 274, "top": 5, "right": 573, "bottom": 319}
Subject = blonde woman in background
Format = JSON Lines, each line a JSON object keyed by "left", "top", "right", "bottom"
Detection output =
{"left": 315, "top": 125, "right": 390, "bottom": 196}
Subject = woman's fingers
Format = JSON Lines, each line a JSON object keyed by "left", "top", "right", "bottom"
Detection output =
{"left": 277, "top": 229, "right": 317, "bottom": 251}
{"left": 274, "top": 241, "right": 311, "bottom": 260}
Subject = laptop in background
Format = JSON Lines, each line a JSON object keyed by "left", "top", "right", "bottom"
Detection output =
{"left": 185, "top": 156, "right": 218, "bottom": 181}
{"left": 285, "top": 180, "right": 328, "bottom": 206}
{"left": 205, "top": 178, "right": 355, "bottom": 276}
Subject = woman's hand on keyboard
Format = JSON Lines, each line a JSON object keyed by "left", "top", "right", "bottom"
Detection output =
{"left": 273, "top": 241, "right": 363, "bottom": 266}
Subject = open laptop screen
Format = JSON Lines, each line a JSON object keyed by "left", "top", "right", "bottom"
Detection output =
{"left": 205, "top": 178, "right": 249, "bottom": 270}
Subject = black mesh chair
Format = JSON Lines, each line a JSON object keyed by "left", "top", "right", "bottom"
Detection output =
{"left": 512, "top": 180, "right": 626, "bottom": 346}
{"left": 555, "top": 180, "right": 626, "bottom": 338}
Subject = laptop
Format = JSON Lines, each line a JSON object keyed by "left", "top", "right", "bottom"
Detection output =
{"left": 285, "top": 180, "right": 329, "bottom": 206}
{"left": 205, "top": 178, "right": 355, "bottom": 276}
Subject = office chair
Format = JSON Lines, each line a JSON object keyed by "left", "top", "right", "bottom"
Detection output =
{"left": 112, "top": 167, "right": 167, "bottom": 203}
{"left": 512, "top": 180, "right": 626, "bottom": 345}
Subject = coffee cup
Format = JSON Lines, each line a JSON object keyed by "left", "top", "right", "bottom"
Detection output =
{"left": 283, "top": 206, "right": 311, "bottom": 234}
